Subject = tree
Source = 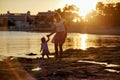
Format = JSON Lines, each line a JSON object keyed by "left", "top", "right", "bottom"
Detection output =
{"left": 63, "top": 4, "right": 79, "bottom": 13}
{"left": 96, "top": 2, "right": 104, "bottom": 15}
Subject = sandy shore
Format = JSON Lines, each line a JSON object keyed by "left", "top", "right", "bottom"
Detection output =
{"left": 0, "top": 46, "right": 120, "bottom": 80}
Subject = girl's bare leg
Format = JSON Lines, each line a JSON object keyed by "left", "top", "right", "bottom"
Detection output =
{"left": 46, "top": 54, "right": 49, "bottom": 59}
{"left": 42, "top": 54, "right": 44, "bottom": 59}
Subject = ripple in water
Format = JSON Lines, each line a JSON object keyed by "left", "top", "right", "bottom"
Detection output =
{"left": 77, "top": 60, "right": 120, "bottom": 73}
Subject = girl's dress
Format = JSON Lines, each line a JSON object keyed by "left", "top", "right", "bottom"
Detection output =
{"left": 41, "top": 42, "right": 49, "bottom": 55}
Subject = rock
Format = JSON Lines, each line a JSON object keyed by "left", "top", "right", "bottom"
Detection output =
{"left": 26, "top": 53, "right": 37, "bottom": 56}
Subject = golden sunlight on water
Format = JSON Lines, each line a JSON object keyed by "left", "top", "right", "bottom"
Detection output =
{"left": 0, "top": 32, "right": 120, "bottom": 58}
{"left": 66, "top": 33, "right": 88, "bottom": 50}
{"left": 80, "top": 34, "right": 88, "bottom": 50}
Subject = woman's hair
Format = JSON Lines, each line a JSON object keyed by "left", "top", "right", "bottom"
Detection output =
{"left": 54, "top": 12, "right": 61, "bottom": 21}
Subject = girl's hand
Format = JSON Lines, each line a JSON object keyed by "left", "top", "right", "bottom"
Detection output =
{"left": 40, "top": 50, "right": 41, "bottom": 52}
{"left": 47, "top": 35, "right": 50, "bottom": 37}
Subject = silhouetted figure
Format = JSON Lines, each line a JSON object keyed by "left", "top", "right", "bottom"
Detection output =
{"left": 47, "top": 12, "right": 67, "bottom": 61}
{"left": 40, "top": 37, "right": 50, "bottom": 59}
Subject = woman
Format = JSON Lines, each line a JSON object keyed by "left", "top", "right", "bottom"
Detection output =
{"left": 47, "top": 12, "right": 67, "bottom": 61}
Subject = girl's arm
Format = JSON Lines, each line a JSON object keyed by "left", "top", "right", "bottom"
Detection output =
{"left": 40, "top": 48, "right": 42, "bottom": 52}
{"left": 40, "top": 44, "right": 42, "bottom": 52}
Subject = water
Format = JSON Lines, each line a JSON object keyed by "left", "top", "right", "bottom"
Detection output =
{"left": 77, "top": 60, "right": 120, "bottom": 73}
{"left": 0, "top": 31, "right": 120, "bottom": 58}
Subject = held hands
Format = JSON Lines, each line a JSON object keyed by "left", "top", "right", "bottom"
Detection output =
{"left": 47, "top": 34, "right": 50, "bottom": 39}
{"left": 47, "top": 34, "right": 50, "bottom": 37}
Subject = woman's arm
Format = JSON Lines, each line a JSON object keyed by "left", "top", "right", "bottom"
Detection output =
{"left": 47, "top": 25, "right": 56, "bottom": 37}
{"left": 64, "top": 22, "right": 67, "bottom": 33}
{"left": 46, "top": 36, "right": 50, "bottom": 42}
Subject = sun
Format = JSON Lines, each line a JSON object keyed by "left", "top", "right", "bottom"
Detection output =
{"left": 64, "top": 0, "right": 99, "bottom": 17}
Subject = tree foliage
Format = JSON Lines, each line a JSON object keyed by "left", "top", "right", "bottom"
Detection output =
{"left": 55, "top": 2, "right": 120, "bottom": 29}
{"left": 86, "top": 2, "right": 120, "bottom": 27}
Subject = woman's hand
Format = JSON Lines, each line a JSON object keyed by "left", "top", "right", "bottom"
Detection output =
{"left": 47, "top": 34, "right": 50, "bottom": 37}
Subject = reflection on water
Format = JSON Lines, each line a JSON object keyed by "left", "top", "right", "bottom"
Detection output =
{"left": 32, "top": 67, "right": 42, "bottom": 71}
{"left": 77, "top": 60, "right": 120, "bottom": 73}
{"left": 0, "top": 31, "right": 120, "bottom": 58}
{"left": 80, "top": 34, "right": 87, "bottom": 50}
{"left": 0, "top": 55, "right": 8, "bottom": 61}
{"left": 65, "top": 33, "right": 88, "bottom": 50}
{"left": 65, "top": 33, "right": 120, "bottom": 50}
{"left": 105, "top": 69, "right": 120, "bottom": 73}
{"left": 77, "top": 60, "right": 120, "bottom": 67}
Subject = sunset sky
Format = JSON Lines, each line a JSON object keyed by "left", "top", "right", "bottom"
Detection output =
{"left": 0, "top": 0, "right": 120, "bottom": 15}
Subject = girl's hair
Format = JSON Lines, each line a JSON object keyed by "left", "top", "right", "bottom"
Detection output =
{"left": 41, "top": 37, "right": 46, "bottom": 43}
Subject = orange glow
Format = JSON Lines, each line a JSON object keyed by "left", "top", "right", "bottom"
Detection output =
{"left": 72, "top": 18, "right": 81, "bottom": 22}
{"left": 64, "top": 0, "right": 99, "bottom": 17}
{"left": 80, "top": 34, "right": 88, "bottom": 50}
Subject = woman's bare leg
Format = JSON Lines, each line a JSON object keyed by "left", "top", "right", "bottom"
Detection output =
{"left": 54, "top": 43, "right": 59, "bottom": 60}
{"left": 59, "top": 43, "right": 63, "bottom": 60}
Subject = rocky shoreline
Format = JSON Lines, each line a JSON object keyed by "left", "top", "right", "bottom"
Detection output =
{"left": 0, "top": 46, "right": 120, "bottom": 80}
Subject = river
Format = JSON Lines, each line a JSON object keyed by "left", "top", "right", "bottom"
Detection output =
{"left": 0, "top": 31, "right": 120, "bottom": 58}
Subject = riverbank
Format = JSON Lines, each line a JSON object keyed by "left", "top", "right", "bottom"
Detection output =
{"left": 68, "top": 26, "right": 120, "bottom": 35}
{"left": 0, "top": 46, "right": 120, "bottom": 80}
{"left": 4, "top": 26, "right": 120, "bottom": 35}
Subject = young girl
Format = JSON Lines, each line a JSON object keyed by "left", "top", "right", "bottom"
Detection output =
{"left": 40, "top": 37, "right": 50, "bottom": 59}
{"left": 47, "top": 12, "right": 67, "bottom": 61}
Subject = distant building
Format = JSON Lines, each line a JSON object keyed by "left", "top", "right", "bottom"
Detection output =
{"left": 0, "top": 11, "right": 55, "bottom": 31}
{"left": 0, "top": 15, "right": 8, "bottom": 31}
{"left": 6, "top": 11, "right": 35, "bottom": 31}
{"left": 34, "top": 12, "right": 55, "bottom": 31}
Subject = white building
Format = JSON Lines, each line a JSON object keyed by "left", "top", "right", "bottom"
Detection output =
{"left": 0, "top": 11, "right": 55, "bottom": 31}
{"left": 6, "top": 11, "right": 35, "bottom": 30}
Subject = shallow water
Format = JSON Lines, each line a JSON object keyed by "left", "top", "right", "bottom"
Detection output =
{"left": 32, "top": 67, "right": 42, "bottom": 71}
{"left": 77, "top": 60, "right": 120, "bottom": 73}
{"left": 0, "top": 31, "right": 120, "bottom": 58}
{"left": 105, "top": 69, "right": 120, "bottom": 73}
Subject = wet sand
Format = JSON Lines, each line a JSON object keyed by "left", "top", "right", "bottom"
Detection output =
{"left": 0, "top": 46, "right": 120, "bottom": 80}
